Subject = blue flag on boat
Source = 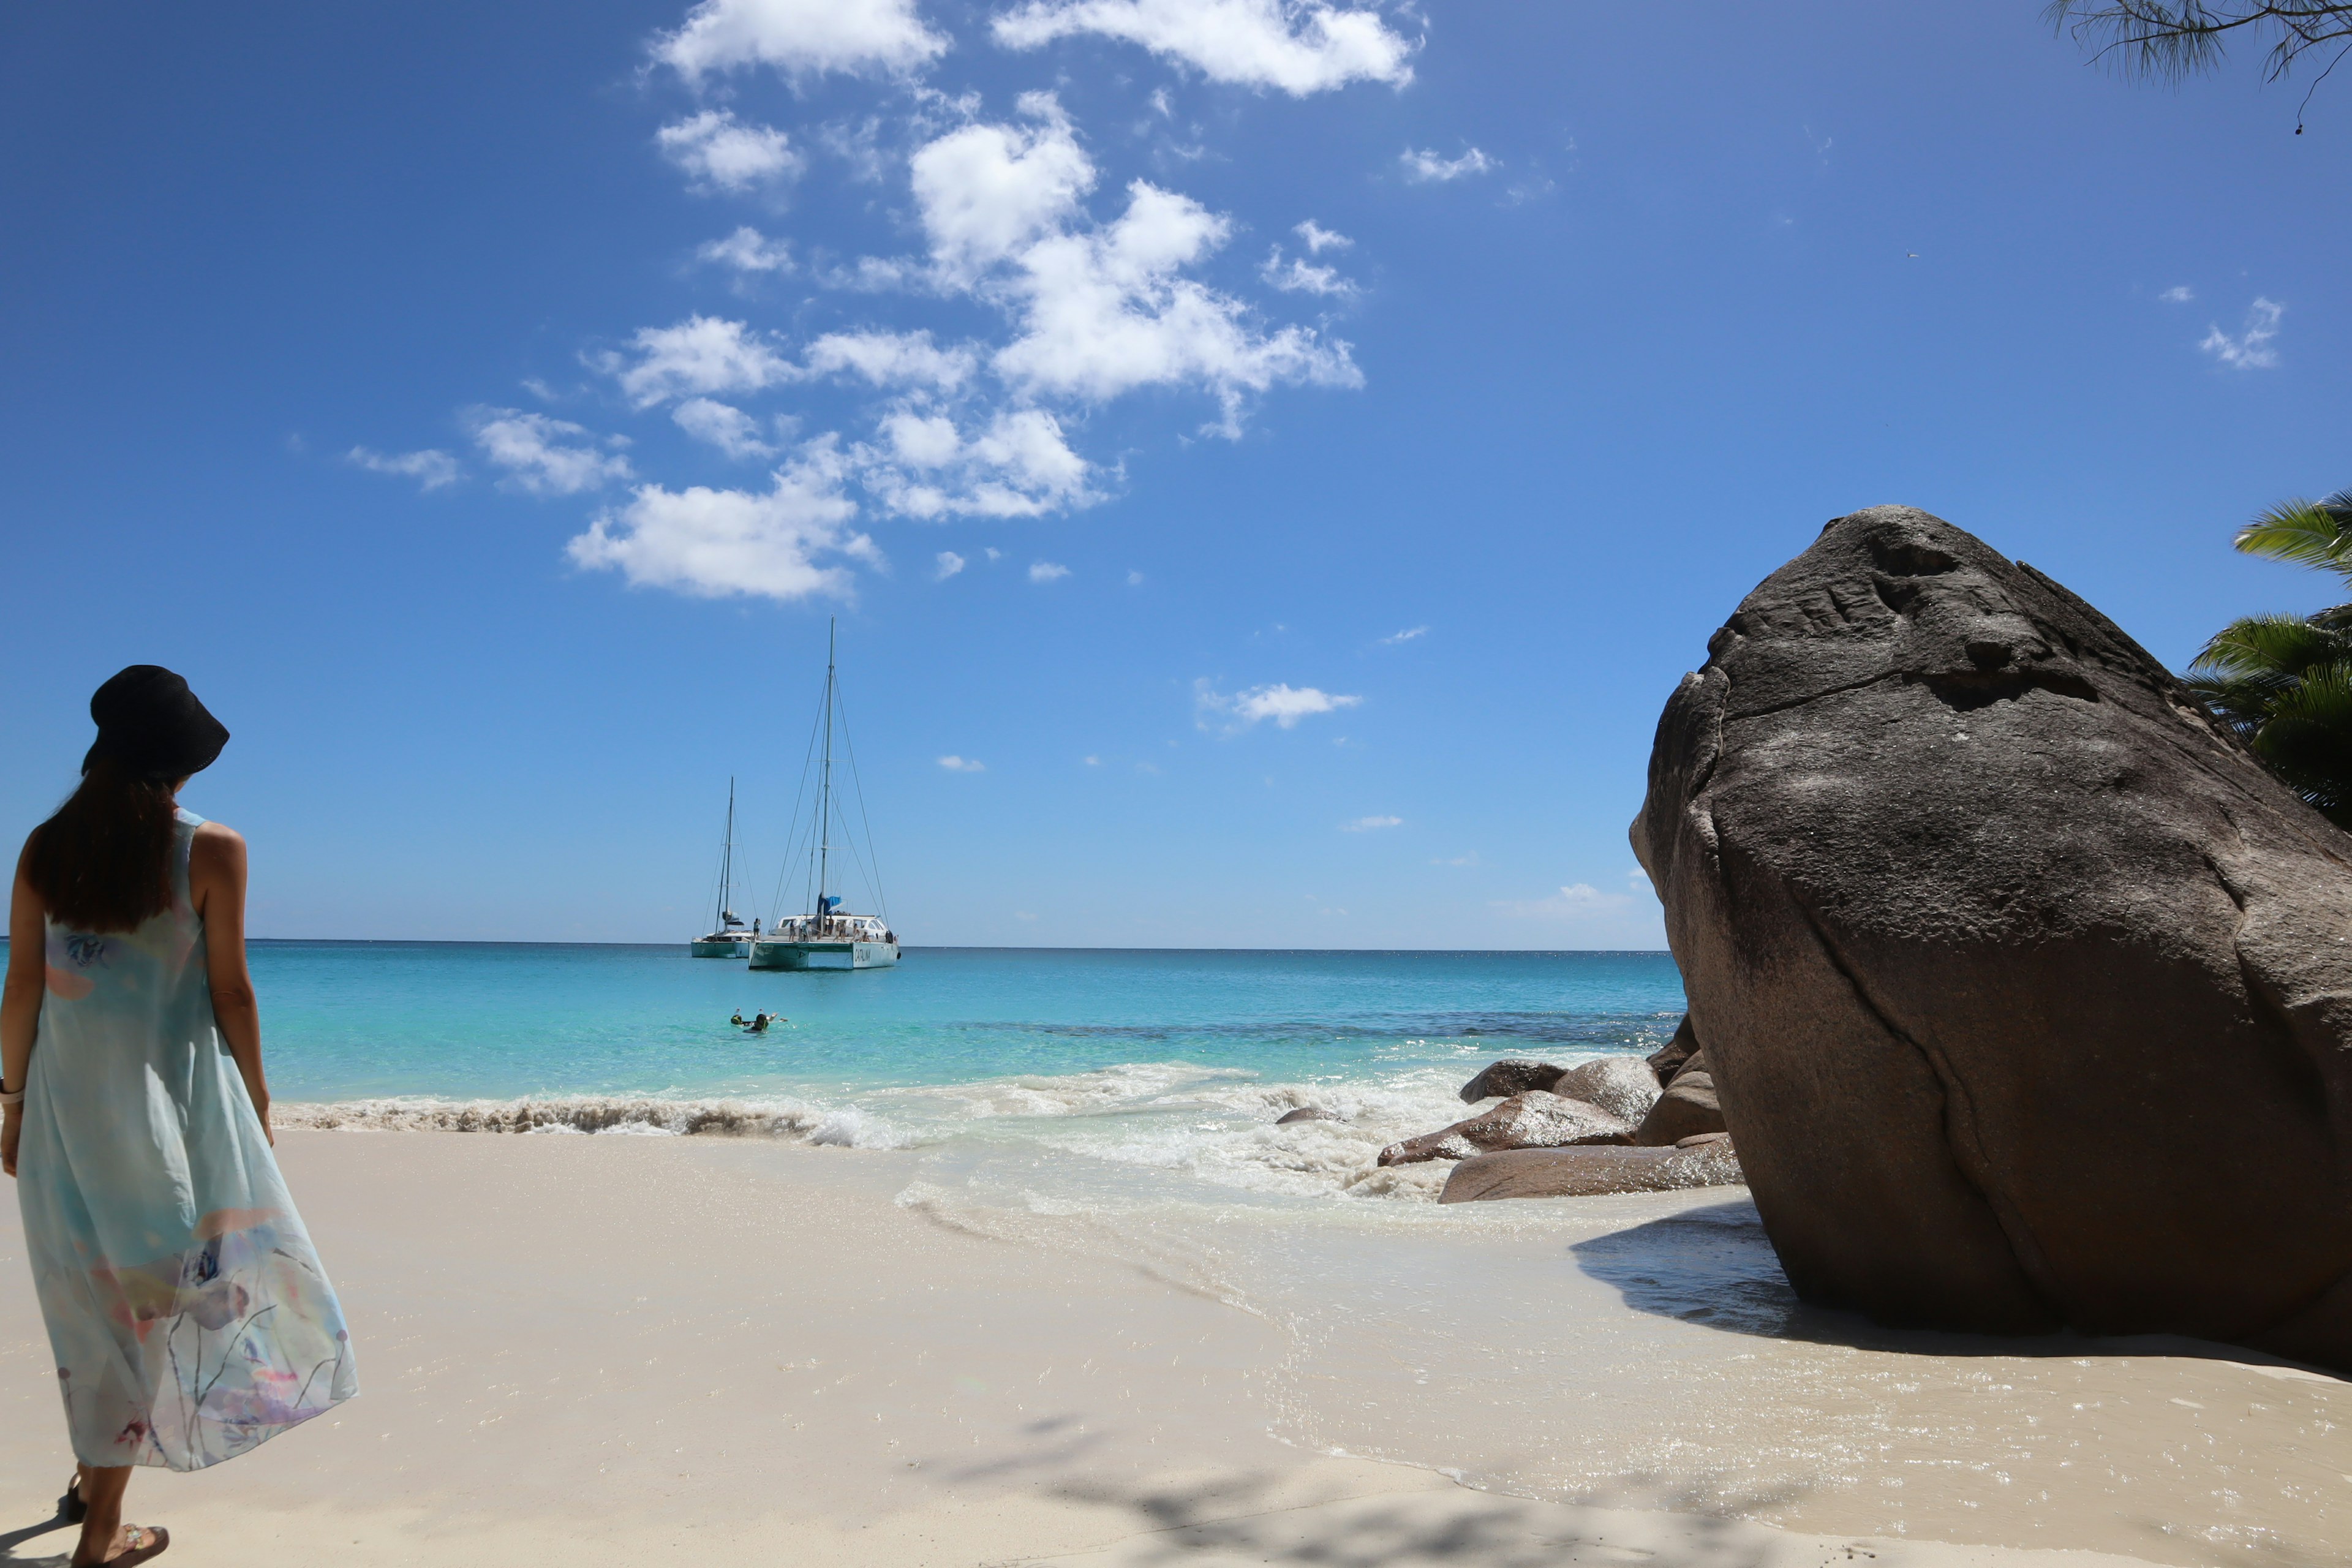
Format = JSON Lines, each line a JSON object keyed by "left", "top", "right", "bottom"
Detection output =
{"left": 821, "top": 895, "right": 842, "bottom": 913}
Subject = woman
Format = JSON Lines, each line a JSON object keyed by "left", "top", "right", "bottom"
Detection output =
{"left": 1, "top": 666, "right": 358, "bottom": 1566}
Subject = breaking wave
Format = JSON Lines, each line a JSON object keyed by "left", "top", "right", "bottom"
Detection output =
{"left": 276, "top": 1048, "right": 1653, "bottom": 1202}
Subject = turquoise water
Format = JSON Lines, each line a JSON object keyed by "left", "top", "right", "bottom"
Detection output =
{"left": 240, "top": 942, "right": 1684, "bottom": 1101}
{"left": 9, "top": 938, "right": 1685, "bottom": 1198}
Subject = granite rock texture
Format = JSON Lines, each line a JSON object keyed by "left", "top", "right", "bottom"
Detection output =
{"left": 1457, "top": 1060, "right": 1566, "bottom": 1103}
{"left": 1630, "top": 505, "right": 2352, "bottom": 1366}
{"left": 1632, "top": 1052, "right": 1724, "bottom": 1146}
{"left": 1378, "top": 1091, "right": 1635, "bottom": 1166}
{"left": 1437, "top": 1142, "right": 1744, "bottom": 1204}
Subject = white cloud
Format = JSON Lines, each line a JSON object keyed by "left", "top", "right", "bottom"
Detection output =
{"left": 1294, "top": 219, "right": 1350, "bottom": 253}
{"left": 938, "top": 754, "right": 987, "bottom": 771}
{"left": 1029, "top": 559, "right": 1071, "bottom": 581}
{"left": 2159, "top": 285, "right": 2195, "bottom": 304}
{"left": 1431, "top": 850, "right": 1479, "bottom": 867}
{"left": 991, "top": 0, "right": 1417, "bottom": 94}
{"left": 2201, "top": 298, "right": 2283, "bottom": 370}
{"left": 654, "top": 0, "right": 949, "bottom": 81}
{"left": 1260, "top": 247, "right": 1352, "bottom": 295}
{"left": 811, "top": 254, "right": 923, "bottom": 292}
{"left": 1126, "top": 568, "right": 1144, "bottom": 585}
{"left": 1339, "top": 815, "right": 1401, "bottom": 831}
{"left": 1197, "top": 679, "right": 1361, "bottom": 729}
{"left": 859, "top": 407, "right": 1095, "bottom": 518}
{"left": 657, "top": 111, "right": 803, "bottom": 193}
{"left": 468, "top": 409, "right": 634, "bottom": 495}
{"left": 904, "top": 107, "right": 1357, "bottom": 431}
{"left": 804, "top": 329, "right": 978, "bottom": 390}
{"left": 1379, "top": 625, "right": 1426, "bottom": 644}
{"left": 348, "top": 447, "right": 459, "bottom": 491}
{"left": 699, "top": 227, "right": 796, "bottom": 274}
{"left": 997, "top": 181, "right": 1360, "bottom": 423}
{"left": 935, "top": 550, "right": 967, "bottom": 579}
{"left": 910, "top": 105, "right": 1098, "bottom": 281}
{"left": 673, "top": 398, "right": 778, "bottom": 459}
{"left": 1400, "top": 146, "right": 1496, "bottom": 183}
{"left": 567, "top": 446, "right": 877, "bottom": 601}
{"left": 605, "top": 316, "right": 794, "bottom": 407}
{"left": 1491, "top": 883, "right": 1634, "bottom": 920}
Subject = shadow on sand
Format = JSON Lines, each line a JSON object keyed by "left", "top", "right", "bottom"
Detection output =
{"left": 1004, "top": 1470, "right": 1820, "bottom": 1568}
{"left": 0, "top": 1501, "right": 73, "bottom": 1568}
{"left": 1569, "top": 1195, "right": 2345, "bottom": 1377}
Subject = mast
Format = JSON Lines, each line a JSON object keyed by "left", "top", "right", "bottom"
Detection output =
{"left": 816, "top": 618, "right": 835, "bottom": 918}
{"left": 718, "top": 777, "right": 736, "bottom": 925}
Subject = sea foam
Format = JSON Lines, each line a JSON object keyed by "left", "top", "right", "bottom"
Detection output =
{"left": 275, "top": 1050, "right": 1644, "bottom": 1201}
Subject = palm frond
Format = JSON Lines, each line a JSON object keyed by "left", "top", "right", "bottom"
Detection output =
{"left": 2189, "top": 612, "right": 2352, "bottom": 680}
{"left": 2250, "top": 660, "right": 2352, "bottom": 822}
{"left": 2234, "top": 493, "right": 2352, "bottom": 579}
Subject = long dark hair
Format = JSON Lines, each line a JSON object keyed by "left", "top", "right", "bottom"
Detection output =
{"left": 25, "top": 757, "right": 181, "bottom": 933}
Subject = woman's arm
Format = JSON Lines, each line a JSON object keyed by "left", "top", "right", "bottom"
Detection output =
{"left": 3, "top": 842, "right": 45, "bottom": 1177}
{"left": 189, "top": 823, "right": 271, "bottom": 1144}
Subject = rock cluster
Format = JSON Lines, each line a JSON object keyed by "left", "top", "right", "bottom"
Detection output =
{"left": 1378, "top": 1090, "right": 1635, "bottom": 1166}
{"left": 1634, "top": 504, "right": 2352, "bottom": 1368}
{"left": 1379, "top": 1038, "right": 1737, "bottom": 1199}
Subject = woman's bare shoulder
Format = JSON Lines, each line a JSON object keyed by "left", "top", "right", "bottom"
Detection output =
{"left": 189, "top": 821, "right": 247, "bottom": 869}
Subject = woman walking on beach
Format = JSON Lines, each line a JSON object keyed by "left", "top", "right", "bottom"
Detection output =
{"left": 1, "top": 667, "right": 357, "bottom": 1566}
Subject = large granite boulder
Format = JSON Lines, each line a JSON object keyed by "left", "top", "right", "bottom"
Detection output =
{"left": 1632, "top": 505, "right": 2352, "bottom": 1366}
{"left": 1378, "top": 1091, "right": 1635, "bottom": 1166}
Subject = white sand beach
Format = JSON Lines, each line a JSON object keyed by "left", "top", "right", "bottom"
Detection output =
{"left": 1, "top": 1133, "right": 2339, "bottom": 1566}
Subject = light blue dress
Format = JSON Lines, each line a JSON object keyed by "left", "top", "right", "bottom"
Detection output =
{"left": 16, "top": 809, "right": 356, "bottom": 1469}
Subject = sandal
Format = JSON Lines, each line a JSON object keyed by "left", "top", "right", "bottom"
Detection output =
{"left": 77, "top": 1524, "right": 168, "bottom": 1566}
{"left": 60, "top": 1474, "right": 87, "bottom": 1525}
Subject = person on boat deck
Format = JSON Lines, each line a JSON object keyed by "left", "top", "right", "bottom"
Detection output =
{"left": 4, "top": 665, "right": 358, "bottom": 1567}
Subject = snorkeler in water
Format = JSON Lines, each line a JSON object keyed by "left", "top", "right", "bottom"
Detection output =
{"left": 730, "top": 1011, "right": 747, "bottom": 1027}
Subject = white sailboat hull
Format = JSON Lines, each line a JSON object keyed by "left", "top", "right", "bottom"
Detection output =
{"left": 690, "top": 938, "right": 752, "bottom": 958}
{"left": 747, "top": 940, "right": 899, "bottom": 971}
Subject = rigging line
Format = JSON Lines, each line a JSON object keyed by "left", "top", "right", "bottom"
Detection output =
{"left": 768, "top": 688, "right": 828, "bottom": 921}
{"left": 830, "top": 682, "right": 890, "bottom": 927}
{"left": 835, "top": 809, "right": 881, "bottom": 921}
{"left": 829, "top": 726, "right": 884, "bottom": 921}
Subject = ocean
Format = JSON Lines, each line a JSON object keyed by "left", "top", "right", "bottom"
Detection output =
{"left": 244, "top": 940, "right": 1686, "bottom": 1202}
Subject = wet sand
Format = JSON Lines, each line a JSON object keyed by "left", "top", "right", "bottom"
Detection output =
{"left": 0, "top": 1133, "right": 2323, "bottom": 1566}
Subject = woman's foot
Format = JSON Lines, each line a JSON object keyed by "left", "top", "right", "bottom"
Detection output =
{"left": 72, "top": 1523, "right": 168, "bottom": 1566}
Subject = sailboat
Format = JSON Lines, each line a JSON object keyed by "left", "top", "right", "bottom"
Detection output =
{"left": 748, "top": 620, "right": 901, "bottom": 971}
{"left": 689, "top": 778, "right": 758, "bottom": 958}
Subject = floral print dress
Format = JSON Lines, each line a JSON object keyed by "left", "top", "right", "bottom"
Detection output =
{"left": 15, "top": 810, "right": 356, "bottom": 1469}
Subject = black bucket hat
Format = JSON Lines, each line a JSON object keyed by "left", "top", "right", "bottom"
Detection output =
{"left": 81, "top": 665, "right": 230, "bottom": 781}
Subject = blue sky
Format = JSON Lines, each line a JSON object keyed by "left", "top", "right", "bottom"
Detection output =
{"left": 2, "top": 1, "right": 2346, "bottom": 948}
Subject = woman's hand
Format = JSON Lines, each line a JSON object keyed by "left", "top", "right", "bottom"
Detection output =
{"left": 2, "top": 1103, "right": 21, "bottom": 1178}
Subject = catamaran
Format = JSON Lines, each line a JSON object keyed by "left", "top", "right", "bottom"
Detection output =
{"left": 748, "top": 620, "right": 900, "bottom": 971}
{"left": 689, "top": 777, "right": 758, "bottom": 958}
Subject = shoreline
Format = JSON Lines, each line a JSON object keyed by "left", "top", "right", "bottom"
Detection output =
{"left": 6, "top": 1133, "right": 2335, "bottom": 1565}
